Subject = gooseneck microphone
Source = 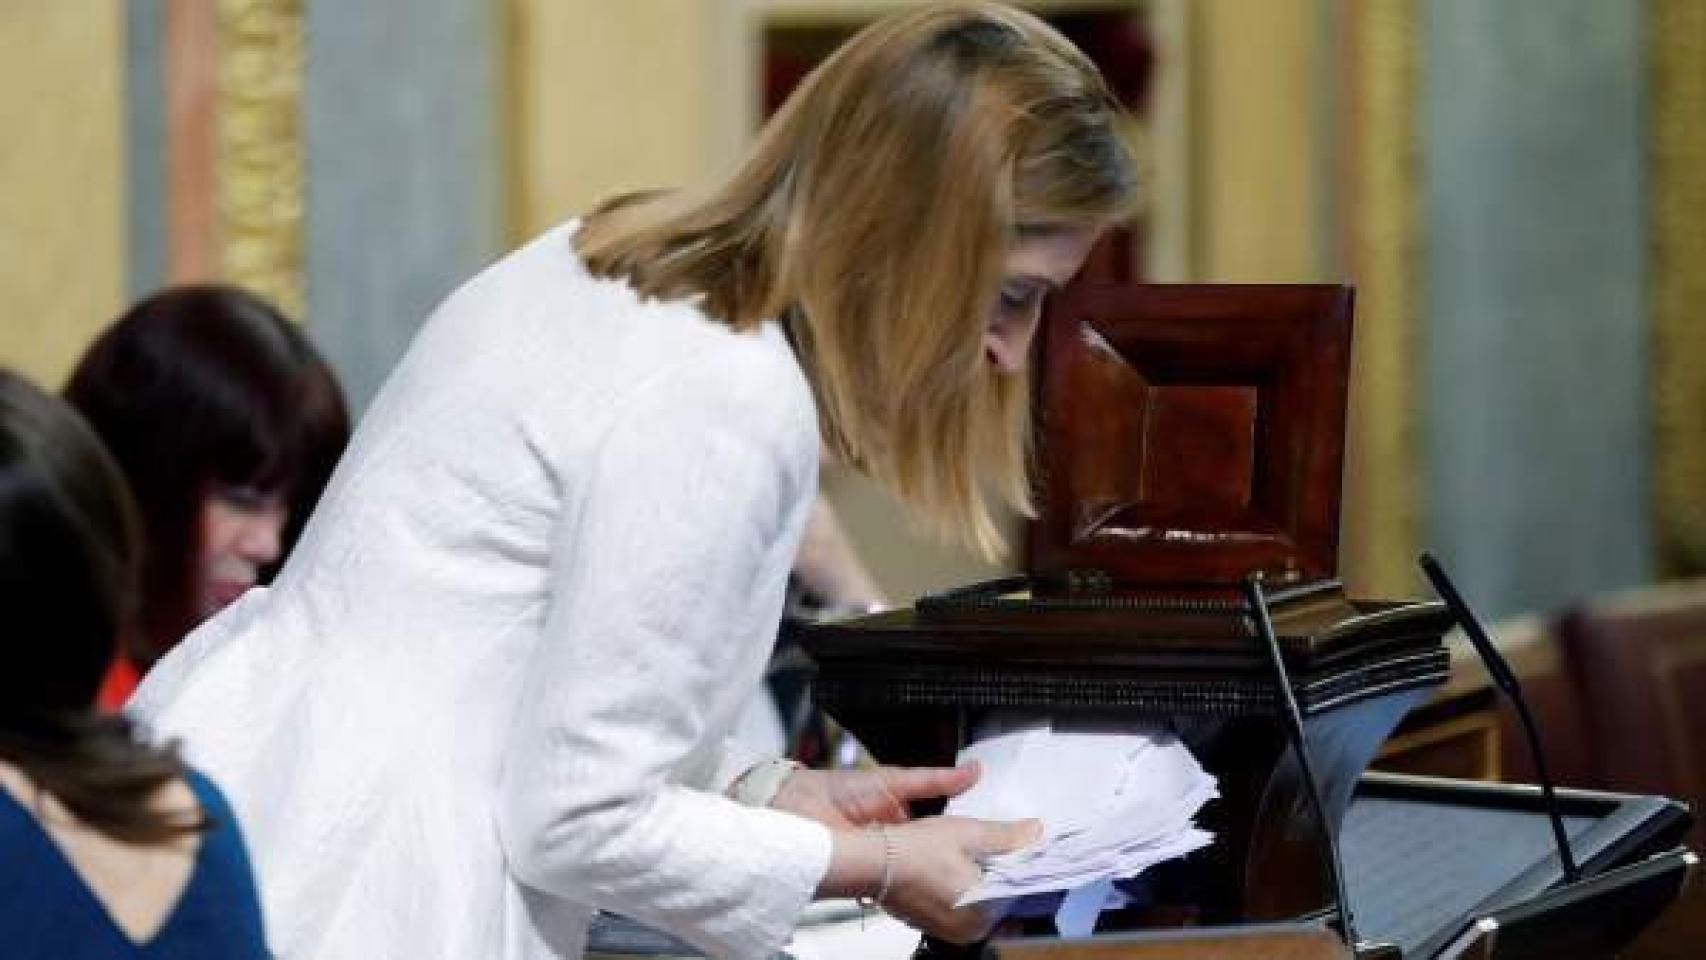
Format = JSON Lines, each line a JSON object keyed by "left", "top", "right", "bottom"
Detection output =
{"left": 1416, "top": 552, "right": 1581, "bottom": 884}
{"left": 1241, "top": 573, "right": 1393, "bottom": 957}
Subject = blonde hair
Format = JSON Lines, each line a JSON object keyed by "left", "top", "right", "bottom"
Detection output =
{"left": 576, "top": 2, "right": 1136, "bottom": 557}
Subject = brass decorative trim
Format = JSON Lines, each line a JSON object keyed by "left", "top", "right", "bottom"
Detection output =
{"left": 1651, "top": 0, "right": 1706, "bottom": 575}
{"left": 1344, "top": 0, "right": 1420, "bottom": 595}
{"left": 215, "top": 0, "right": 304, "bottom": 319}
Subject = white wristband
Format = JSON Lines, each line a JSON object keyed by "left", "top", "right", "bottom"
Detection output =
{"left": 730, "top": 758, "right": 801, "bottom": 808}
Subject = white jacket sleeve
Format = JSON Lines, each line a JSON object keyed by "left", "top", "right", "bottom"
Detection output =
{"left": 496, "top": 350, "right": 833, "bottom": 960}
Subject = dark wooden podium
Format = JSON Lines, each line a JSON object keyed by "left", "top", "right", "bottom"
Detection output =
{"left": 802, "top": 284, "right": 1455, "bottom": 942}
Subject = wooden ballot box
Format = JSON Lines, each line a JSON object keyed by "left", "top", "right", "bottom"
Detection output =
{"left": 802, "top": 284, "right": 1455, "bottom": 934}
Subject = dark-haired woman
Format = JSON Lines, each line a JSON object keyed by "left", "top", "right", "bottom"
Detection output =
{"left": 0, "top": 369, "right": 268, "bottom": 958}
{"left": 64, "top": 284, "right": 350, "bottom": 705}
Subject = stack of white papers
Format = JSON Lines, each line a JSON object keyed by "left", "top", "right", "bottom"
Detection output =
{"left": 944, "top": 715, "right": 1217, "bottom": 934}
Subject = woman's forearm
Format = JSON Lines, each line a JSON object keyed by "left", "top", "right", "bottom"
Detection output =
{"left": 816, "top": 828, "right": 885, "bottom": 899}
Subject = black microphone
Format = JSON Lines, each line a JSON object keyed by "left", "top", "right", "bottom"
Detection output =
{"left": 1417, "top": 551, "right": 1582, "bottom": 884}
{"left": 1242, "top": 574, "right": 1396, "bottom": 958}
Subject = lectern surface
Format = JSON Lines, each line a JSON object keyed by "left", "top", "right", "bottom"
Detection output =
{"left": 1342, "top": 774, "right": 1689, "bottom": 958}
{"left": 1342, "top": 795, "right": 1597, "bottom": 954}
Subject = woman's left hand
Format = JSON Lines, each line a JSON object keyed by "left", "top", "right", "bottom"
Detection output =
{"left": 770, "top": 762, "right": 981, "bottom": 829}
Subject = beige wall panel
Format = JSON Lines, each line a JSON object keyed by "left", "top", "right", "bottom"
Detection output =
{"left": 822, "top": 468, "right": 1018, "bottom": 604}
{"left": 509, "top": 0, "right": 754, "bottom": 240}
{"left": 1144, "top": 0, "right": 1195, "bottom": 281}
{"left": 759, "top": 0, "right": 1135, "bottom": 23}
{"left": 1194, "top": 0, "right": 1322, "bottom": 282}
{"left": 0, "top": 3, "right": 126, "bottom": 387}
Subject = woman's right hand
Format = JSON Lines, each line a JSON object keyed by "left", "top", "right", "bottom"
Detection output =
{"left": 819, "top": 814, "right": 1041, "bottom": 944}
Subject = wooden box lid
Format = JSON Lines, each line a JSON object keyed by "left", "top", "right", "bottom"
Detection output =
{"left": 1027, "top": 283, "right": 1355, "bottom": 591}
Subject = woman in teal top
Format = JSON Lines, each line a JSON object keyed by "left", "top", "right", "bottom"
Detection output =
{"left": 0, "top": 369, "right": 268, "bottom": 959}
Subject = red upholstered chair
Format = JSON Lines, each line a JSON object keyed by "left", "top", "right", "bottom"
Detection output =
{"left": 1552, "top": 580, "right": 1706, "bottom": 958}
{"left": 1554, "top": 580, "right": 1706, "bottom": 846}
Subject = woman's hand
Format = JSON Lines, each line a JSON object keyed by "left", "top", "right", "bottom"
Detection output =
{"left": 819, "top": 815, "right": 1041, "bottom": 944}
{"left": 770, "top": 762, "right": 981, "bottom": 829}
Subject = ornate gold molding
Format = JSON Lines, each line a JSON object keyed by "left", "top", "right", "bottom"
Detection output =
{"left": 1342, "top": 0, "right": 1421, "bottom": 595}
{"left": 215, "top": 0, "right": 304, "bottom": 319}
{"left": 1652, "top": 0, "right": 1706, "bottom": 575}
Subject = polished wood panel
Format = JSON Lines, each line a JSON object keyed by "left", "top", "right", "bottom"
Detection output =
{"left": 1029, "top": 283, "right": 1354, "bottom": 589}
{"left": 992, "top": 926, "right": 1351, "bottom": 959}
{"left": 1376, "top": 707, "right": 1501, "bottom": 782}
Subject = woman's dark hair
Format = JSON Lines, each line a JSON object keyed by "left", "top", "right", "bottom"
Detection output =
{"left": 0, "top": 369, "right": 201, "bottom": 843}
{"left": 64, "top": 284, "right": 350, "bottom": 668}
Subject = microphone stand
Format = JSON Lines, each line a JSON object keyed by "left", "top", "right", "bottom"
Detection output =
{"left": 1242, "top": 573, "right": 1399, "bottom": 960}
{"left": 1417, "top": 552, "right": 1582, "bottom": 883}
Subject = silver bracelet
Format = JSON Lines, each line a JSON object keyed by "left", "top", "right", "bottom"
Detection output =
{"left": 873, "top": 825, "right": 897, "bottom": 906}
{"left": 857, "top": 824, "right": 897, "bottom": 917}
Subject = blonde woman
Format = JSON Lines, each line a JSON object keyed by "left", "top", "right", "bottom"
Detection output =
{"left": 130, "top": 4, "right": 1138, "bottom": 958}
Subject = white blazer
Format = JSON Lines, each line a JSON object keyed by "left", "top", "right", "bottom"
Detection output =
{"left": 131, "top": 222, "right": 833, "bottom": 960}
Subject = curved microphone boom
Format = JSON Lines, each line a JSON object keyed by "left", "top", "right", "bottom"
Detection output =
{"left": 1417, "top": 552, "right": 1581, "bottom": 884}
